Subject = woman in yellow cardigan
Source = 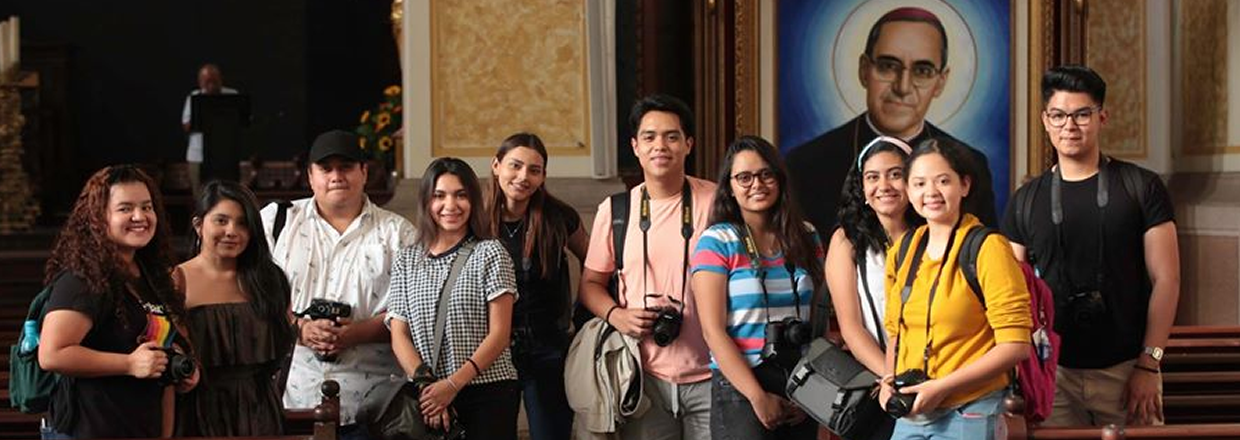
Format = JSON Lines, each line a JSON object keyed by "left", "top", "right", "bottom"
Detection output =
{"left": 879, "top": 138, "right": 1032, "bottom": 440}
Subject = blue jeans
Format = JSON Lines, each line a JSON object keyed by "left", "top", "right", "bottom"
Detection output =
{"left": 40, "top": 424, "right": 72, "bottom": 440}
{"left": 890, "top": 389, "right": 1006, "bottom": 440}
{"left": 708, "top": 370, "right": 817, "bottom": 440}
{"left": 515, "top": 343, "right": 573, "bottom": 440}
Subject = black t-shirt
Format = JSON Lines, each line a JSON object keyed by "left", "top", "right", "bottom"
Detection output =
{"left": 498, "top": 202, "right": 581, "bottom": 346}
{"left": 1001, "top": 159, "right": 1175, "bottom": 368}
{"left": 45, "top": 272, "right": 169, "bottom": 438}
{"left": 787, "top": 114, "right": 998, "bottom": 240}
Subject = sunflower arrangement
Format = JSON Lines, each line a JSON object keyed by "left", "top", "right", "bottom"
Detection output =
{"left": 355, "top": 85, "right": 403, "bottom": 169}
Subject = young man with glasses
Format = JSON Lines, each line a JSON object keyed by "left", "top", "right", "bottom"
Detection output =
{"left": 787, "top": 7, "right": 997, "bottom": 237}
{"left": 580, "top": 94, "right": 717, "bottom": 439}
{"left": 1001, "top": 65, "right": 1180, "bottom": 427}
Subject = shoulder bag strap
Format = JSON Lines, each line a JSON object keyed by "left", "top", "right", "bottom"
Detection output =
{"left": 431, "top": 240, "right": 478, "bottom": 372}
{"left": 857, "top": 259, "right": 886, "bottom": 351}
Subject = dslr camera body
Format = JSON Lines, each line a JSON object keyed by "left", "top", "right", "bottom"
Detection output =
{"left": 159, "top": 348, "right": 197, "bottom": 386}
{"left": 1061, "top": 290, "right": 1107, "bottom": 330}
{"left": 884, "top": 369, "right": 930, "bottom": 418}
{"left": 752, "top": 316, "right": 813, "bottom": 395}
{"left": 650, "top": 306, "right": 683, "bottom": 347}
{"left": 298, "top": 299, "right": 354, "bottom": 362}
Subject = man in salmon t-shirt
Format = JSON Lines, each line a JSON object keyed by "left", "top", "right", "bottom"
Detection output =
{"left": 580, "top": 94, "right": 716, "bottom": 439}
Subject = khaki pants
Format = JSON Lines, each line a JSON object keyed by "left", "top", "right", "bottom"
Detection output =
{"left": 1043, "top": 359, "right": 1164, "bottom": 427}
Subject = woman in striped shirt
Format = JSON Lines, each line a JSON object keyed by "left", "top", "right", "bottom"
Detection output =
{"left": 691, "top": 136, "right": 824, "bottom": 439}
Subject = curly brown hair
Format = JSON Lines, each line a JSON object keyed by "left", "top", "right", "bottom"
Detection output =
{"left": 45, "top": 165, "right": 182, "bottom": 320}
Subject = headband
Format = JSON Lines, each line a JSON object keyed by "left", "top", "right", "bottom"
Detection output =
{"left": 857, "top": 136, "right": 914, "bottom": 169}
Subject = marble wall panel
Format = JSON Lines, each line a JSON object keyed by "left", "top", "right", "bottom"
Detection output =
{"left": 1087, "top": 0, "right": 1147, "bottom": 158}
{"left": 431, "top": 0, "right": 590, "bottom": 157}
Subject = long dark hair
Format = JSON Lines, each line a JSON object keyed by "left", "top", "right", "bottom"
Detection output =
{"left": 486, "top": 133, "right": 578, "bottom": 278}
{"left": 837, "top": 140, "right": 923, "bottom": 266}
{"left": 418, "top": 157, "right": 491, "bottom": 251}
{"left": 708, "top": 136, "right": 824, "bottom": 290}
{"left": 190, "top": 181, "right": 295, "bottom": 350}
{"left": 46, "top": 165, "right": 182, "bottom": 323}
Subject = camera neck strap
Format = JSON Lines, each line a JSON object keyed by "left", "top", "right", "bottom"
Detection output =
{"left": 639, "top": 181, "right": 693, "bottom": 313}
{"left": 431, "top": 239, "right": 478, "bottom": 372}
{"left": 894, "top": 216, "right": 961, "bottom": 375}
{"left": 738, "top": 223, "right": 802, "bottom": 324}
{"left": 1051, "top": 155, "right": 1109, "bottom": 290}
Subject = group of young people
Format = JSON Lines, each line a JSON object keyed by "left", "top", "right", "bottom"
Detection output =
{"left": 34, "top": 63, "right": 1176, "bottom": 440}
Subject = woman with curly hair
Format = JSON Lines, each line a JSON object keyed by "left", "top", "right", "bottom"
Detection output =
{"left": 38, "top": 165, "right": 197, "bottom": 439}
{"left": 485, "top": 133, "right": 587, "bottom": 440}
{"left": 173, "top": 180, "right": 296, "bottom": 436}
{"left": 823, "top": 136, "right": 920, "bottom": 440}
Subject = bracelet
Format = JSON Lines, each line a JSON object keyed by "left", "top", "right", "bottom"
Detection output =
{"left": 465, "top": 358, "right": 481, "bottom": 376}
{"left": 1134, "top": 364, "right": 1161, "bottom": 374}
{"left": 604, "top": 305, "right": 621, "bottom": 325}
{"left": 445, "top": 377, "right": 461, "bottom": 392}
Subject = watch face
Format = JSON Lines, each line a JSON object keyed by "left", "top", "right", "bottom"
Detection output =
{"left": 1146, "top": 346, "right": 1164, "bottom": 360}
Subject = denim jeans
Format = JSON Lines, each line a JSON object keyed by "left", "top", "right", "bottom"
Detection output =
{"left": 515, "top": 344, "right": 573, "bottom": 440}
{"left": 708, "top": 370, "right": 817, "bottom": 440}
{"left": 890, "top": 389, "right": 1006, "bottom": 440}
{"left": 40, "top": 425, "right": 73, "bottom": 440}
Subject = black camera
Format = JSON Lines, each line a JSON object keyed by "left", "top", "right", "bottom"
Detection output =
{"left": 1063, "top": 290, "right": 1107, "bottom": 329}
{"left": 159, "top": 348, "right": 196, "bottom": 386}
{"left": 650, "top": 307, "right": 683, "bottom": 347}
{"left": 298, "top": 299, "right": 354, "bottom": 362}
{"left": 885, "top": 369, "right": 930, "bottom": 418}
{"left": 301, "top": 299, "right": 353, "bottom": 322}
{"left": 753, "top": 317, "right": 813, "bottom": 395}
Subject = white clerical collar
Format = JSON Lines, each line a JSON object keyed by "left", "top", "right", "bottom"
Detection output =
{"left": 865, "top": 113, "right": 924, "bottom": 142}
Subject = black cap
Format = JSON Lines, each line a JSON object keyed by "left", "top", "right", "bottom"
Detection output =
{"left": 309, "top": 130, "right": 365, "bottom": 163}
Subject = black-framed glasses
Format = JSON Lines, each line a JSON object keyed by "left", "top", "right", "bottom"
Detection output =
{"left": 864, "top": 55, "right": 941, "bottom": 88}
{"left": 732, "top": 168, "right": 777, "bottom": 188}
{"left": 1045, "top": 106, "right": 1102, "bottom": 128}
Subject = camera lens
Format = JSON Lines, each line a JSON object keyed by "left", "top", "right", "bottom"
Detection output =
{"left": 651, "top": 309, "right": 682, "bottom": 347}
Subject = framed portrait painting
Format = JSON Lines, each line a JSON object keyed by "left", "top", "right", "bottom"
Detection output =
{"left": 778, "top": 0, "right": 1012, "bottom": 212}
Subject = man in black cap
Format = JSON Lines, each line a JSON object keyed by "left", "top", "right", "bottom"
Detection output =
{"left": 261, "top": 130, "right": 417, "bottom": 440}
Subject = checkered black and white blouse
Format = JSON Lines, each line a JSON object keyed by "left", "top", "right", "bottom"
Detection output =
{"left": 386, "top": 237, "right": 520, "bottom": 384}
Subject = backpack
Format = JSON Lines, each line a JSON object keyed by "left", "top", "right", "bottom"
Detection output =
{"left": 9, "top": 273, "right": 67, "bottom": 413}
{"left": 571, "top": 191, "right": 630, "bottom": 331}
{"left": 894, "top": 227, "right": 1060, "bottom": 423}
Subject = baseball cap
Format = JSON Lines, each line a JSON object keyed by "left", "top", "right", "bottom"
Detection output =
{"left": 309, "top": 130, "right": 366, "bottom": 163}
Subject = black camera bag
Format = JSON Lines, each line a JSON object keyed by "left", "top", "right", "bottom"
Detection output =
{"left": 786, "top": 337, "right": 886, "bottom": 440}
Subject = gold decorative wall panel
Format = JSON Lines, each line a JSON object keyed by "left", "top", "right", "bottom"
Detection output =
{"left": 1086, "top": 0, "right": 1146, "bottom": 159}
{"left": 1179, "top": 0, "right": 1232, "bottom": 155}
{"left": 431, "top": 1, "right": 590, "bottom": 157}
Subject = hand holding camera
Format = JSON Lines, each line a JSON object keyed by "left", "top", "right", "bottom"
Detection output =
{"left": 606, "top": 306, "right": 657, "bottom": 339}
{"left": 297, "top": 299, "right": 354, "bottom": 362}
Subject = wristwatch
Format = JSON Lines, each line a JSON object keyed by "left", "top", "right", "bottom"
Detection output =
{"left": 1143, "top": 346, "right": 1165, "bottom": 362}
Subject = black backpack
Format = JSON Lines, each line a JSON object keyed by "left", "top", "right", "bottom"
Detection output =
{"left": 571, "top": 191, "right": 631, "bottom": 331}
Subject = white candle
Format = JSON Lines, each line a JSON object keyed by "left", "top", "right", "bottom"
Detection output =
{"left": 0, "top": 20, "right": 10, "bottom": 74}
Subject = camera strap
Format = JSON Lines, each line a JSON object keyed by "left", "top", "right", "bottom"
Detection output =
{"left": 893, "top": 215, "right": 961, "bottom": 376}
{"left": 738, "top": 223, "right": 803, "bottom": 324}
{"left": 431, "top": 239, "right": 478, "bottom": 373}
{"left": 1050, "top": 155, "right": 1109, "bottom": 291}
{"left": 639, "top": 180, "right": 693, "bottom": 313}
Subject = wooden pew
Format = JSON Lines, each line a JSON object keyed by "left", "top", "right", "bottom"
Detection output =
{"left": 0, "top": 380, "right": 340, "bottom": 440}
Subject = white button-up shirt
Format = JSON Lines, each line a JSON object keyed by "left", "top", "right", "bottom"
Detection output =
{"left": 261, "top": 197, "right": 417, "bottom": 425}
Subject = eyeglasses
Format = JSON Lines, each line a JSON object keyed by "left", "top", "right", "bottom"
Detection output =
{"left": 1045, "top": 106, "right": 1101, "bottom": 128}
{"left": 864, "top": 55, "right": 941, "bottom": 88}
{"left": 732, "top": 168, "right": 777, "bottom": 188}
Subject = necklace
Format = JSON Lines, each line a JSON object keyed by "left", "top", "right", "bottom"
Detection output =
{"left": 502, "top": 219, "right": 524, "bottom": 239}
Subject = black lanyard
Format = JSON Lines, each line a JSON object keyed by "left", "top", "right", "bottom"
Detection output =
{"left": 738, "top": 223, "right": 802, "bottom": 323}
{"left": 893, "top": 216, "right": 962, "bottom": 375}
{"left": 1050, "top": 156, "right": 1109, "bottom": 290}
{"left": 639, "top": 180, "right": 693, "bottom": 312}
